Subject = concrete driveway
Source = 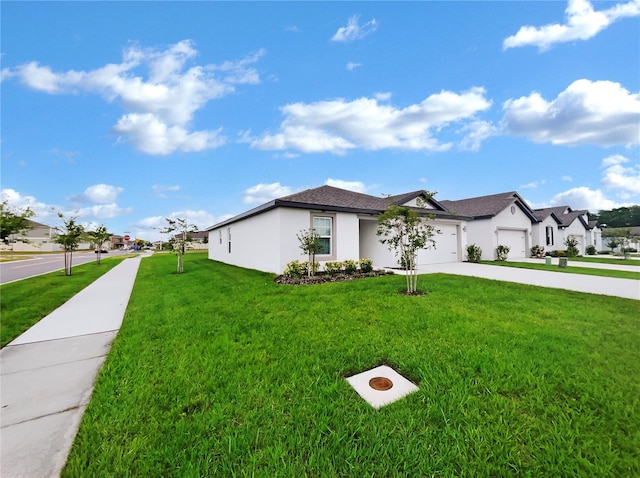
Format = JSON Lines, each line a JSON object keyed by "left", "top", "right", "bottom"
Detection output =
{"left": 415, "top": 259, "right": 639, "bottom": 300}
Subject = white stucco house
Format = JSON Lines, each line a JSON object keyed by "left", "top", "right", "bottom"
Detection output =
{"left": 207, "top": 186, "right": 471, "bottom": 274}
{"left": 533, "top": 206, "right": 601, "bottom": 255}
{"left": 440, "top": 191, "right": 539, "bottom": 260}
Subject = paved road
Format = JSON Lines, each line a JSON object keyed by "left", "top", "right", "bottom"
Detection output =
{"left": 0, "top": 251, "right": 131, "bottom": 284}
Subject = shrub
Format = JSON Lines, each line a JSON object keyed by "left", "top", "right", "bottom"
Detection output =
{"left": 343, "top": 259, "right": 358, "bottom": 274}
{"left": 359, "top": 258, "right": 373, "bottom": 273}
{"left": 564, "top": 236, "right": 580, "bottom": 257}
{"left": 466, "top": 244, "right": 482, "bottom": 263}
{"left": 549, "top": 250, "right": 567, "bottom": 257}
{"left": 496, "top": 244, "right": 510, "bottom": 261}
{"left": 530, "top": 245, "right": 544, "bottom": 257}
{"left": 324, "top": 261, "right": 343, "bottom": 275}
{"left": 585, "top": 244, "right": 597, "bottom": 255}
{"left": 284, "top": 260, "right": 307, "bottom": 277}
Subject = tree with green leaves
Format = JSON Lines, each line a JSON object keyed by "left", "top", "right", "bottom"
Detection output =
{"left": 87, "top": 225, "right": 111, "bottom": 265}
{"left": 53, "top": 213, "right": 85, "bottom": 276}
{"left": 602, "top": 227, "right": 640, "bottom": 258}
{"left": 297, "top": 228, "right": 322, "bottom": 276}
{"left": 0, "top": 200, "right": 35, "bottom": 243}
{"left": 376, "top": 193, "right": 438, "bottom": 294}
{"left": 162, "top": 217, "right": 197, "bottom": 273}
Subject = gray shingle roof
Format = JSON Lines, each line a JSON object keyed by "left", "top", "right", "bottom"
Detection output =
{"left": 440, "top": 191, "right": 538, "bottom": 221}
{"left": 207, "top": 185, "right": 466, "bottom": 230}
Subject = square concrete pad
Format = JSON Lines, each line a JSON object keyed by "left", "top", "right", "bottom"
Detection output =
{"left": 346, "top": 365, "right": 419, "bottom": 409}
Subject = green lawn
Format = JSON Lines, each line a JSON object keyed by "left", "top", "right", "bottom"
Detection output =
{"left": 480, "top": 260, "right": 640, "bottom": 280}
{"left": 0, "top": 256, "right": 127, "bottom": 347}
{"left": 62, "top": 254, "right": 640, "bottom": 477}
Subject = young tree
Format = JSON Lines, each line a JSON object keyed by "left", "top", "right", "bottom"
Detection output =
{"left": 376, "top": 194, "right": 438, "bottom": 294}
{"left": 564, "top": 236, "right": 580, "bottom": 257}
{"left": 161, "top": 217, "right": 197, "bottom": 273}
{"left": 297, "top": 228, "right": 322, "bottom": 276}
{"left": 0, "top": 200, "right": 35, "bottom": 243}
{"left": 87, "top": 225, "right": 111, "bottom": 265}
{"left": 53, "top": 213, "right": 85, "bottom": 276}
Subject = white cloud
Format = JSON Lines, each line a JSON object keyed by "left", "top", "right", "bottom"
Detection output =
{"left": 502, "top": 79, "right": 640, "bottom": 147}
{"left": 346, "top": 62, "right": 362, "bottom": 71}
{"left": 519, "top": 180, "right": 546, "bottom": 190}
{"left": 68, "top": 184, "right": 124, "bottom": 204}
{"left": 325, "top": 179, "right": 368, "bottom": 193}
{"left": 1, "top": 188, "right": 57, "bottom": 222}
{"left": 546, "top": 186, "right": 623, "bottom": 211}
{"left": 251, "top": 87, "right": 493, "bottom": 154}
{"left": 242, "top": 182, "right": 298, "bottom": 204}
{"left": 331, "top": 15, "right": 378, "bottom": 42}
{"left": 73, "top": 203, "right": 133, "bottom": 220}
{"left": 7, "top": 40, "right": 263, "bottom": 155}
{"left": 600, "top": 154, "right": 640, "bottom": 198}
{"left": 152, "top": 184, "right": 180, "bottom": 198}
{"left": 113, "top": 113, "right": 225, "bottom": 155}
{"left": 504, "top": 0, "right": 640, "bottom": 51}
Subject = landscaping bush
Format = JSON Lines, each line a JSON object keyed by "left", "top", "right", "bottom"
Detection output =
{"left": 359, "top": 258, "right": 373, "bottom": 273}
{"left": 496, "top": 244, "right": 510, "bottom": 261}
{"left": 530, "top": 245, "right": 544, "bottom": 257}
{"left": 466, "top": 244, "right": 482, "bottom": 263}
{"left": 550, "top": 250, "right": 567, "bottom": 257}
{"left": 343, "top": 259, "right": 358, "bottom": 274}
{"left": 324, "top": 261, "right": 343, "bottom": 275}
{"left": 585, "top": 244, "right": 597, "bottom": 255}
{"left": 284, "top": 260, "right": 307, "bottom": 277}
{"left": 564, "top": 236, "right": 580, "bottom": 257}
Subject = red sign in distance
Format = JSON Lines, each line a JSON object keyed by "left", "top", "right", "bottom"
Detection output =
{"left": 123, "top": 235, "right": 130, "bottom": 241}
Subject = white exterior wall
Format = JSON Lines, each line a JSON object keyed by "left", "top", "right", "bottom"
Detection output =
{"left": 466, "top": 206, "right": 532, "bottom": 260}
{"left": 359, "top": 218, "right": 397, "bottom": 268}
{"left": 559, "top": 220, "right": 588, "bottom": 255}
{"left": 360, "top": 217, "right": 466, "bottom": 268}
{"left": 208, "top": 208, "right": 300, "bottom": 274}
{"left": 532, "top": 217, "right": 559, "bottom": 253}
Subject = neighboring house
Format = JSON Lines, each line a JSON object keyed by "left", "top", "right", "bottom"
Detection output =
{"left": 441, "top": 191, "right": 539, "bottom": 260}
{"left": 172, "top": 230, "right": 209, "bottom": 250}
{"left": 533, "top": 206, "right": 597, "bottom": 255}
{"left": 207, "top": 185, "right": 470, "bottom": 274}
{"left": 4, "top": 219, "right": 63, "bottom": 252}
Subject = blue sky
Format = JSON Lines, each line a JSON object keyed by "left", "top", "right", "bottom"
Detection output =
{"left": 2, "top": 1, "right": 639, "bottom": 241}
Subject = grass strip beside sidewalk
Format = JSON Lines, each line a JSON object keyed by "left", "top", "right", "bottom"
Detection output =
{"left": 0, "top": 257, "right": 127, "bottom": 347}
{"left": 480, "top": 260, "right": 640, "bottom": 279}
{"left": 64, "top": 254, "right": 640, "bottom": 477}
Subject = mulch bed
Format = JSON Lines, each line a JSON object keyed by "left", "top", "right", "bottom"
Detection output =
{"left": 274, "top": 270, "right": 394, "bottom": 285}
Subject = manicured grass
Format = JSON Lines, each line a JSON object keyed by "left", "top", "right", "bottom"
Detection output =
{"left": 480, "top": 260, "right": 640, "bottom": 280}
{"left": 0, "top": 257, "right": 127, "bottom": 347}
{"left": 572, "top": 256, "right": 639, "bottom": 266}
{"left": 64, "top": 254, "right": 640, "bottom": 477}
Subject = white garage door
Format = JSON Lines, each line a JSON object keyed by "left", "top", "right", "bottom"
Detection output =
{"left": 417, "top": 223, "right": 458, "bottom": 264}
{"left": 497, "top": 229, "right": 527, "bottom": 259}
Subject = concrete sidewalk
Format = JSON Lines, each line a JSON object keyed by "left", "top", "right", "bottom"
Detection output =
{"left": 1, "top": 256, "right": 142, "bottom": 478}
{"left": 416, "top": 261, "right": 639, "bottom": 300}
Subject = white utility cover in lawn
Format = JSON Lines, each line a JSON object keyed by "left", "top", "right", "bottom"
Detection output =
{"left": 346, "top": 365, "right": 419, "bottom": 409}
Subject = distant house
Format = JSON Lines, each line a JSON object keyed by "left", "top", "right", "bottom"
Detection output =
{"left": 207, "top": 186, "right": 470, "bottom": 274}
{"left": 3, "top": 219, "right": 63, "bottom": 252}
{"left": 533, "top": 206, "right": 600, "bottom": 254}
{"left": 172, "top": 230, "right": 209, "bottom": 250}
{"left": 441, "top": 191, "right": 539, "bottom": 260}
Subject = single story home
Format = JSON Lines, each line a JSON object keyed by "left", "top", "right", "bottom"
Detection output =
{"left": 533, "top": 206, "right": 602, "bottom": 255}
{"left": 207, "top": 185, "right": 603, "bottom": 273}
{"left": 440, "top": 191, "right": 538, "bottom": 260}
{"left": 207, "top": 186, "right": 470, "bottom": 274}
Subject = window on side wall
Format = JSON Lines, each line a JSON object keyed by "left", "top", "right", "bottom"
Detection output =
{"left": 545, "top": 226, "right": 554, "bottom": 246}
{"left": 227, "top": 227, "right": 231, "bottom": 253}
{"left": 312, "top": 215, "right": 333, "bottom": 257}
